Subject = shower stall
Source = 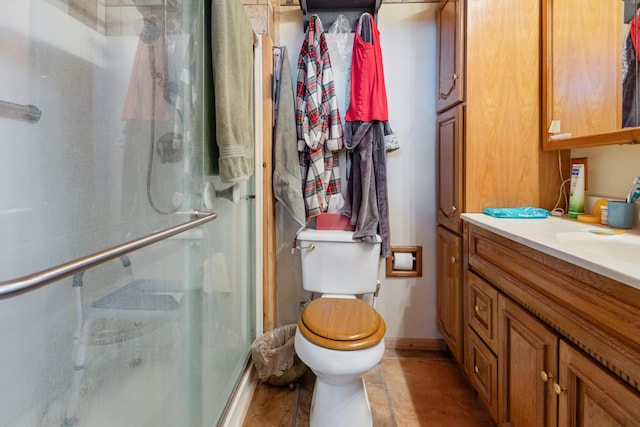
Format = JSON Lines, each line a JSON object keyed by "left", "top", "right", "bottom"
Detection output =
{"left": 0, "top": 1, "right": 257, "bottom": 426}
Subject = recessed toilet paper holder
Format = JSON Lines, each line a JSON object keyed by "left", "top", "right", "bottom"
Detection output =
{"left": 386, "top": 246, "right": 422, "bottom": 277}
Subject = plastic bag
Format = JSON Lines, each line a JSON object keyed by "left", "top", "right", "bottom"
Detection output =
{"left": 482, "top": 207, "right": 550, "bottom": 218}
{"left": 250, "top": 324, "right": 298, "bottom": 382}
{"left": 326, "top": 14, "right": 353, "bottom": 72}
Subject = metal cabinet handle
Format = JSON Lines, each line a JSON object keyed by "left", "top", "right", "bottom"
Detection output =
{"left": 439, "top": 73, "right": 459, "bottom": 100}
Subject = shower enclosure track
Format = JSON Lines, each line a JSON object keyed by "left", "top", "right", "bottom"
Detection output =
{"left": 0, "top": 210, "right": 217, "bottom": 299}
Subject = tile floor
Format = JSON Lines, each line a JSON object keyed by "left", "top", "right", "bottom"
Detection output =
{"left": 242, "top": 349, "right": 496, "bottom": 426}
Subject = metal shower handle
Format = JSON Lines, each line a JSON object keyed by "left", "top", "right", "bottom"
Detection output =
{"left": 0, "top": 99, "right": 42, "bottom": 123}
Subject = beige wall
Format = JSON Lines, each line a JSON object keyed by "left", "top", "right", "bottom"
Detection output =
{"left": 572, "top": 144, "right": 640, "bottom": 229}
{"left": 572, "top": 145, "right": 640, "bottom": 201}
{"left": 277, "top": 3, "right": 440, "bottom": 339}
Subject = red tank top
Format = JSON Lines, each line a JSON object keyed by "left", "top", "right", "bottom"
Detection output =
{"left": 345, "top": 13, "right": 389, "bottom": 122}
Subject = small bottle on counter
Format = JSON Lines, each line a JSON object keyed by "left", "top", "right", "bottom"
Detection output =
{"left": 601, "top": 205, "right": 608, "bottom": 225}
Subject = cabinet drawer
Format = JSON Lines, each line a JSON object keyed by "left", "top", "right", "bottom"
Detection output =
{"left": 467, "top": 271, "right": 498, "bottom": 353}
{"left": 466, "top": 327, "right": 498, "bottom": 423}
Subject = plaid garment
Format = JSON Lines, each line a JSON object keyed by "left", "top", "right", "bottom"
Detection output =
{"left": 295, "top": 15, "right": 344, "bottom": 219}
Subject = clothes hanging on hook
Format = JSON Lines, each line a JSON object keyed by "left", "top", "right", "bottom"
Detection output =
{"left": 345, "top": 12, "right": 387, "bottom": 123}
{"left": 343, "top": 12, "right": 396, "bottom": 258}
{"left": 295, "top": 15, "right": 345, "bottom": 220}
{"left": 345, "top": 12, "right": 398, "bottom": 152}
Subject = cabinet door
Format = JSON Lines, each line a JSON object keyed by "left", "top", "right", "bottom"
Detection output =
{"left": 436, "top": 0, "right": 464, "bottom": 113}
{"left": 436, "top": 105, "right": 463, "bottom": 234}
{"left": 557, "top": 341, "right": 640, "bottom": 427}
{"left": 436, "top": 225, "right": 463, "bottom": 364}
{"left": 542, "top": 0, "right": 622, "bottom": 150}
{"left": 499, "top": 296, "right": 558, "bottom": 427}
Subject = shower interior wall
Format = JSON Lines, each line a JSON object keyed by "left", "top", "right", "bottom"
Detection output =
{"left": 0, "top": 1, "right": 256, "bottom": 426}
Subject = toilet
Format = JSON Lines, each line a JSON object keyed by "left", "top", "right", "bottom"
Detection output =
{"left": 293, "top": 229, "right": 386, "bottom": 427}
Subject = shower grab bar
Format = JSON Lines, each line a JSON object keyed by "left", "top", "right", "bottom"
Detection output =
{"left": 0, "top": 210, "right": 217, "bottom": 300}
{"left": 0, "top": 99, "right": 42, "bottom": 123}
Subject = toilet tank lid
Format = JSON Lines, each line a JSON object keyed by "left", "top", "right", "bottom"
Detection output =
{"left": 297, "top": 228, "right": 382, "bottom": 243}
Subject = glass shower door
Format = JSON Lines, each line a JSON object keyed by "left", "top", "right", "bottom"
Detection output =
{"left": 0, "top": 1, "right": 255, "bottom": 426}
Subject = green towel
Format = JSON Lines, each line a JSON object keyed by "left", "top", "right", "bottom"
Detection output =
{"left": 211, "top": 0, "right": 254, "bottom": 183}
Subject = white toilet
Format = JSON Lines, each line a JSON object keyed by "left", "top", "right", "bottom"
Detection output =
{"left": 293, "top": 229, "right": 386, "bottom": 427}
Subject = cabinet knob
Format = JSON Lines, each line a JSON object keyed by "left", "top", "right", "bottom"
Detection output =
{"left": 474, "top": 365, "right": 479, "bottom": 374}
{"left": 540, "top": 371, "right": 554, "bottom": 382}
{"left": 452, "top": 73, "right": 458, "bottom": 81}
{"left": 451, "top": 205, "right": 457, "bottom": 213}
{"left": 553, "top": 383, "right": 566, "bottom": 395}
{"left": 474, "top": 305, "right": 485, "bottom": 313}
{"left": 450, "top": 256, "right": 456, "bottom": 264}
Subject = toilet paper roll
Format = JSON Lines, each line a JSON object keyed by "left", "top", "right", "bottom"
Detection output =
{"left": 393, "top": 252, "right": 415, "bottom": 271}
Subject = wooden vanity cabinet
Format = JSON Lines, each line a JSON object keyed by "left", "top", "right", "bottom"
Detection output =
{"left": 499, "top": 296, "right": 558, "bottom": 427}
{"left": 558, "top": 341, "right": 640, "bottom": 426}
{"left": 463, "top": 222, "right": 640, "bottom": 427}
{"left": 466, "top": 324, "right": 498, "bottom": 421}
{"left": 465, "top": 270, "right": 500, "bottom": 420}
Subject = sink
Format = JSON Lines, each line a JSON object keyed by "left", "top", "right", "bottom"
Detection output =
{"left": 555, "top": 231, "right": 639, "bottom": 264}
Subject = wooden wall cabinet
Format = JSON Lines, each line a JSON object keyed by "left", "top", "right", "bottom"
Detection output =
{"left": 435, "top": 0, "right": 564, "bottom": 230}
{"left": 436, "top": 105, "right": 463, "bottom": 234}
{"left": 435, "top": 0, "right": 563, "bottom": 369}
{"left": 463, "top": 222, "right": 640, "bottom": 426}
{"left": 542, "top": 0, "right": 633, "bottom": 150}
{"left": 436, "top": 226, "right": 463, "bottom": 364}
{"left": 436, "top": 0, "right": 464, "bottom": 113}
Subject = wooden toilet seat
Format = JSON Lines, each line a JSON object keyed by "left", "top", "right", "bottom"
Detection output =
{"left": 298, "top": 298, "right": 386, "bottom": 351}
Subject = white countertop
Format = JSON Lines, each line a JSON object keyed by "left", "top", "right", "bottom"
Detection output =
{"left": 461, "top": 213, "right": 640, "bottom": 291}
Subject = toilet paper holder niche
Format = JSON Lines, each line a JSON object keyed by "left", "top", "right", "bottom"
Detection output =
{"left": 386, "top": 246, "right": 422, "bottom": 277}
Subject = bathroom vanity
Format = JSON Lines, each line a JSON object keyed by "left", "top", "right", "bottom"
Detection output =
{"left": 459, "top": 214, "right": 640, "bottom": 426}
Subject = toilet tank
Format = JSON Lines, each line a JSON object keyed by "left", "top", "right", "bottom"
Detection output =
{"left": 296, "top": 229, "right": 381, "bottom": 295}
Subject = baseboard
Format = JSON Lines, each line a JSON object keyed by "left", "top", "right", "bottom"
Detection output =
{"left": 384, "top": 338, "right": 447, "bottom": 352}
{"left": 218, "top": 362, "right": 258, "bottom": 427}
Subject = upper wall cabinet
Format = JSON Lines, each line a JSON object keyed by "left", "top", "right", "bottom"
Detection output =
{"left": 543, "top": 0, "right": 640, "bottom": 150}
{"left": 437, "top": 0, "right": 464, "bottom": 113}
